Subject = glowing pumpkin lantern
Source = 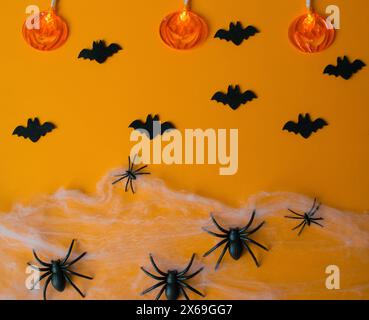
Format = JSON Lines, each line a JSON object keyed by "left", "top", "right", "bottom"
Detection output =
{"left": 288, "top": 0, "right": 335, "bottom": 53}
{"left": 22, "top": 0, "right": 68, "bottom": 51}
{"left": 160, "top": 0, "right": 208, "bottom": 50}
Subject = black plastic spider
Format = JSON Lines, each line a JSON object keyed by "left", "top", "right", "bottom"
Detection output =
{"left": 27, "top": 239, "right": 93, "bottom": 300}
{"left": 112, "top": 155, "right": 150, "bottom": 193}
{"left": 140, "top": 254, "right": 205, "bottom": 300}
{"left": 203, "top": 212, "right": 268, "bottom": 270}
{"left": 285, "top": 198, "right": 324, "bottom": 236}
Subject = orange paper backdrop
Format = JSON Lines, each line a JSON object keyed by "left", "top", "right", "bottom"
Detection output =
{"left": 0, "top": 0, "right": 368, "bottom": 300}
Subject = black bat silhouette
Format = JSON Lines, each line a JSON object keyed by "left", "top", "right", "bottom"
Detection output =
{"left": 13, "top": 118, "right": 56, "bottom": 143}
{"left": 324, "top": 56, "right": 366, "bottom": 80}
{"left": 129, "top": 115, "right": 176, "bottom": 140}
{"left": 283, "top": 114, "right": 328, "bottom": 139}
{"left": 215, "top": 21, "right": 259, "bottom": 46}
{"left": 212, "top": 85, "right": 257, "bottom": 110}
{"left": 78, "top": 40, "right": 122, "bottom": 64}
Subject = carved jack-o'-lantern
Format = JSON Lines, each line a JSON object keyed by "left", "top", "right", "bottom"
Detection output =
{"left": 160, "top": 0, "right": 208, "bottom": 50}
{"left": 22, "top": 7, "right": 68, "bottom": 51}
{"left": 288, "top": 1, "right": 335, "bottom": 53}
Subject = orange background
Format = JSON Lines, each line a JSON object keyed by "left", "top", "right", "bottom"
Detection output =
{"left": 0, "top": 0, "right": 368, "bottom": 300}
{"left": 0, "top": 0, "right": 368, "bottom": 212}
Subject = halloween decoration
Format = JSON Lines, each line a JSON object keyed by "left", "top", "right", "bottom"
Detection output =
{"left": 27, "top": 240, "right": 93, "bottom": 300}
{"left": 141, "top": 254, "right": 204, "bottom": 300}
{"left": 212, "top": 85, "right": 257, "bottom": 110}
{"left": 129, "top": 115, "right": 175, "bottom": 140}
{"left": 285, "top": 198, "right": 324, "bottom": 236}
{"left": 160, "top": 0, "right": 208, "bottom": 50}
{"left": 13, "top": 118, "right": 56, "bottom": 143}
{"left": 283, "top": 114, "right": 328, "bottom": 139}
{"left": 288, "top": 0, "right": 335, "bottom": 53}
{"left": 78, "top": 40, "right": 122, "bottom": 64}
{"left": 112, "top": 156, "right": 150, "bottom": 194}
{"left": 215, "top": 21, "right": 259, "bottom": 46}
{"left": 203, "top": 212, "right": 268, "bottom": 270}
{"left": 324, "top": 56, "right": 366, "bottom": 80}
{"left": 22, "top": 0, "right": 68, "bottom": 51}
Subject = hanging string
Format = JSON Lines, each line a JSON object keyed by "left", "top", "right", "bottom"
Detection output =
{"left": 306, "top": 0, "right": 311, "bottom": 10}
{"left": 51, "top": 0, "right": 57, "bottom": 8}
{"left": 184, "top": 0, "right": 190, "bottom": 8}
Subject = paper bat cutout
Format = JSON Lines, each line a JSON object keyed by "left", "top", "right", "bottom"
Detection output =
{"left": 212, "top": 85, "right": 257, "bottom": 110}
{"left": 324, "top": 56, "right": 366, "bottom": 80}
{"left": 129, "top": 114, "right": 176, "bottom": 140}
{"left": 13, "top": 118, "right": 56, "bottom": 143}
{"left": 283, "top": 114, "right": 328, "bottom": 139}
{"left": 78, "top": 40, "right": 122, "bottom": 64}
{"left": 215, "top": 21, "right": 259, "bottom": 46}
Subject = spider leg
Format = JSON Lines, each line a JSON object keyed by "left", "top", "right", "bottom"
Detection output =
{"left": 210, "top": 214, "right": 229, "bottom": 234}
{"left": 128, "top": 156, "right": 132, "bottom": 171}
{"left": 203, "top": 238, "right": 228, "bottom": 257}
{"left": 43, "top": 275, "right": 52, "bottom": 300}
{"left": 130, "top": 179, "right": 135, "bottom": 194}
{"left": 64, "top": 273, "right": 85, "bottom": 298}
{"left": 61, "top": 239, "right": 76, "bottom": 265}
{"left": 240, "top": 210, "right": 256, "bottom": 233}
{"left": 156, "top": 284, "right": 167, "bottom": 300}
{"left": 149, "top": 254, "right": 167, "bottom": 276}
{"left": 113, "top": 172, "right": 128, "bottom": 178}
{"left": 114, "top": 173, "right": 128, "bottom": 177}
{"left": 31, "top": 271, "right": 52, "bottom": 290}
{"left": 27, "top": 262, "right": 49, "bottom": 272}
{"left": 178, "top": 267, "right": 204, "bottom": 281}
{"left": 311, "top": 220, "right": 324, "bottom": 228}
{"left": 297, "top": 222, "right": 307, "bottom": 236}
{"left": 178, "top": 281, "right": 205, "bottom": 297}
{"left": 112, "top": 174, "right": 128, "bottom": 185}
{"left": 241, "top": 240, "right": 260, "bottom": 267}
{"left": 64, "top": 252, "right": 87, "bottom": 268}
{"left": 307, "top": 198, "right": 317, "bottom": 216}
{"left": 33, "top": 250, "right": 51, "bottom": 267}
{"left": 241, "top": 237, "right": 269, "bottom": 251}
{"left": 141, "top": 267, "right": 166, "bottom": 280}
{"left": 288, "top": 209, "right": 304, "bottom": 217}
{"left": 135, "top": 172, "right": 151, "bottom": 176}
{"left": 202, "top": 228, "right": 228, "bottom": 238}
{"left": 310, "top": 203, "right": 321, "bottom": 217}
{"left": 178, "top": 254, "right": 195, "bottom": 276}
{"left": 132, "top": 154, "right": 140, "bottom": 171}
{"left": 284, "top": 216, "right": 304, "bottom": 220}
{"left": 215, "top": 243, "right": 230, "bottom": 270}
{"left": 292, "top": 220, "right": 305, "bottom": 231}
{"left": 312, "top": 217, "right": 324, "bottom": 221}
{"left": 125, "top": 177, "right": 130, "bottom": 192}
{"left": 132, "top": 154, "right": 142, "bottom": 172}
{"left": 65, "top": 269, "right": 93, "bottom": 280}
{"left": 180, "top": 286, "right": 190, "bottom": 300}
{"left": 141, "top": 280, "right": 166, "bottom": 296}
{"left": 133, "top": 165, "right": 148, "bottom": 174}
{"left": 246, "top": 221, "right": 265, "bottom": 236}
